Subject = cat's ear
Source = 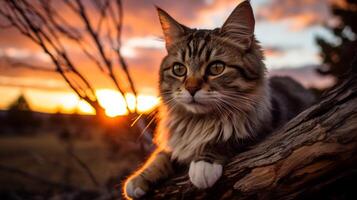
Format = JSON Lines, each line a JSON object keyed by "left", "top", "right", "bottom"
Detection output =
{"left": 157, "top": 7, "right": 189, "bottom": 50}
{"left": 220, "top": 1, "right": 255, "bottom": 50}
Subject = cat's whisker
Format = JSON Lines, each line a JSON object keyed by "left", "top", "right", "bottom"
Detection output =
{"left": 218, "top": 98, "right": 249, "bottom": 118}
{"left": 219, "top": 94, "right": 258, "bottom": 110}
{"left": 212, "top": 101, "right": 226, "bottom": 117}
{"left": 136, "top": 116, "right": 157, "bottom": 142}
{"left": 131, "top": 113, "right": 143, "bottom": 127}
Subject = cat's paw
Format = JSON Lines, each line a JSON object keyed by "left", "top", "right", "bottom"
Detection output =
{"left": 124, "top": 175, "right": 149, "bottom": 199}
{"left": 188, "top": 160, "right": 223, "bottom": 189}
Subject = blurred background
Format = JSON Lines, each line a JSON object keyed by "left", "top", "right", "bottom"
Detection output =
{"left": 0, "top": 0, "right": 355, "bottom": 199}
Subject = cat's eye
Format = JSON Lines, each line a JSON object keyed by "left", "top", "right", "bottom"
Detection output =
{"left": 208, "top": 61, "right": 225, "bottom": 76}
{"left": 172, "top": 63, "right": 187, "bottom": 77}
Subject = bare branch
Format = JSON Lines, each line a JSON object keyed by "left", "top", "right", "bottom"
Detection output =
{"left": 75, "top": 0, "right": 131, "bottom": 112}
{"left": 0, "top": 0, "right": 153, "bottom": 144}
{"left": 114, "top": 0, "right": 138, "bottom": 111}
{"left": 0, "top": 82, "right": 68, "bottom": 92}
{"left": 69, "top": 151, "right": 100, "bottom": 187}
{"left": 92, "top": 0, "right": 111, "bottom": 34}
{"left": 1, "top": 0, "right": 99, "bottom": 107}
{"left": 0, "top": 22, "right": 13, "bottom": 29}
{"left": 4, "top": 57, "right": 58, "bottom": 73}
{"left": 0, "top": 164, "right": 85, "bottom": 191}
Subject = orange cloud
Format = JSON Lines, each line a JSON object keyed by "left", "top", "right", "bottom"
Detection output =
{"left": 256, "top": 0, "right": 346, "bottom": 30}
{"left": 0, "top": 0, "right": 337, "bottom": 114}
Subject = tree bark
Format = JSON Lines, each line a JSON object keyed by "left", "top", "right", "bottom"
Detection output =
{"left": 145, "top": 69, "right": 357, "bottom": 200}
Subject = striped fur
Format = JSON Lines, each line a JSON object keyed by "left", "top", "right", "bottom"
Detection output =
{"left": 124, "top": 1, "right": 315, "bottom": 198}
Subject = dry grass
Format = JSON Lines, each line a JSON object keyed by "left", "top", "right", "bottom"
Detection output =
{"left": 0, "top": 133, "right": 143, "bottom": 193}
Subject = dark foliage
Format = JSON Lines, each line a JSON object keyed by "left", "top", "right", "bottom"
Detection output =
{"left": 6, "top": 94, "right": 40, "bottom": 132}
{"left": 316, "top": 0, "right": 357, "bottom": 81}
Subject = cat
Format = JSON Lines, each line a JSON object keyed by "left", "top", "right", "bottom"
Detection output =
{"left": 123, "top": 1, "right": 315, "bottom": 199}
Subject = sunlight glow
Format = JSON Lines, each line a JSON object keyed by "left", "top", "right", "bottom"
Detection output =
{"left": 94, "top": 89, "right": 159, "bottom": 117}
{"left": 125, "top": 93, "right": 137, "bottom": 112}
{"left": 136, "top": 95, "right": 160, "bottom": 113}
{"left": 20, "top": 88, "right": 159, "bottom": 117}
{"left": 60, "top": 94, "right": 78, "bottom": 113}
{"left": 78, "top": 100, "right": 95, "bottom": 114}
{"left": 96, "top": 89, "right": 128, "bottom": 117}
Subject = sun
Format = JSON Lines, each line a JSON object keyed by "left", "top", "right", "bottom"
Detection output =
{"left": 61, "top": 89, "right": 159, "bottom": 117}
{"left": 95, "top": 89, "right": 159, "bottom": 117}
{"left": 96, "top": 89, "right": 128, "bottom": 117}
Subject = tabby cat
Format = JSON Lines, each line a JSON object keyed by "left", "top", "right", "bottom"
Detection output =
{"left": 124, "top": 1, "right": 314, "bottom": 199}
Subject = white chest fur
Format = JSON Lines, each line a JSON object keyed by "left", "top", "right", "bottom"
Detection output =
{"left": 163, "top": 114, "right": 248, "bottom": 162}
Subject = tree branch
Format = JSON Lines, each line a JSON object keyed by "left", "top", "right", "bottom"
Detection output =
{"left": 69, "top": 151, "right": 100, "bottom": 188}
{"left": 7, "top": 60, "right": 57, "bottom": 73}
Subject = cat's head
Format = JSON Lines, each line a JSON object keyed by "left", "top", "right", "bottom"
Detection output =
{"left": 158, "top": 1, "right": 266, "bottom": 115}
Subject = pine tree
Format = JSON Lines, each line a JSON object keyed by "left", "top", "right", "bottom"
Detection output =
{"left": 8, "top": 94, "right": 31, "bottom": 111}
{"left": 316, "top": 0, "right": 357, "bottom": 81}
{"left": 7, "top": 94, "right": 36, "bottom": 131}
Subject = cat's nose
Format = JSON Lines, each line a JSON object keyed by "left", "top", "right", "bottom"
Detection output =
{"left": 186, "top": 86, "right": 200, "bottom": 96}
{"left": 185, "top": 77, "right": 203, "bottom": 96}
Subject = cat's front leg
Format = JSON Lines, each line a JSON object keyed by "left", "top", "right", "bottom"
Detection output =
{"left": 124, "top": 149, "right": 173, "bottom": 199}
{"left": 188, "top": 151, "right": 226, "bottom": 189}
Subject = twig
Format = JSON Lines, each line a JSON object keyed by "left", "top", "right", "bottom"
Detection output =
{"left": 9, "top": 61, "right": 57, "bottom": 73}
{"left": 69, "top": 151, "right": 100, "bottom": 187}
{"left": 0, "top": 164, "right": 84, "bottom": 191}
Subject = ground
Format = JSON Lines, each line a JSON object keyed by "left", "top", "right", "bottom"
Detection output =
{"left": 0, "top": 133, "right": 143, "bottom": 196}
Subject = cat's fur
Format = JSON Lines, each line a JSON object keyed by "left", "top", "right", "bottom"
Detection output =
{"left": 124, "top": 1, "right": 315, "bottom": 199}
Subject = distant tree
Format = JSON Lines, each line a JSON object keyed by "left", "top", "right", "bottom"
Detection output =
{"left": 8, "top": 94, "right": 31, "bottom": 111}
{"left": 316, "top": 0, "right": 357, "bottom": 81}
{"left": 6, "top": 94, "right": 38, "bottom": 131}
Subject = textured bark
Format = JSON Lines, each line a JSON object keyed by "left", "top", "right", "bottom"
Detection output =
{"left": 145, "top": 69, "right": 357, "bottom": 200}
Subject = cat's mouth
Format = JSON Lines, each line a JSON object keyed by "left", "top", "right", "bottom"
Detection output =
{"left": 174, "top": 94, "right": 212, "bottom": 113}
{"left": 181, "top": 99, "right": 211, "bottom": 114}
{"left": 186, "top": 99, "right": 203, "bottom": 105}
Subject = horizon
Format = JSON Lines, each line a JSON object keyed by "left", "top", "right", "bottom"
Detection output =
{"left": 0, "top": 0, "right": 340, "bottom": 117}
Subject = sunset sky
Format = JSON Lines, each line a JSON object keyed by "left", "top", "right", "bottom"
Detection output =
{"left": 0, "top": 0, "right": 339, "bottom": 116}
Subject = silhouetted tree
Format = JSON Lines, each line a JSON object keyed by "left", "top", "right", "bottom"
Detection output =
{"left": 0, "top": 0, "right": 133, "bottom": 116}
{"left": 0, "top": 0, "right": 152, "bottom": 147}
{"left": 316, "top": 0, "right": 357, "bottom": 82}
{"left": 6, "top": 94, "right": 38, "bottom": 131}
{"left": 8, "top": 94, "right": 31, "bottom": 111}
